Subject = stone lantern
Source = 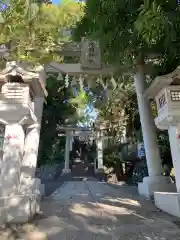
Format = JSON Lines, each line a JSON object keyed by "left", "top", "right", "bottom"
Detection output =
{"left": 145, "top": 66, "right": 180, "bottom": 217}
{"left": 0, "top": 62, "right": 47, "bottom": 224}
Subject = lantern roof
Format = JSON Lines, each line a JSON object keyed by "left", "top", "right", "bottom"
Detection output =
{"left": 145, "top": 66, "right": 180, "bottom": 99}
{"left": 0, "top": 61, "right": 47, "bottom": 97}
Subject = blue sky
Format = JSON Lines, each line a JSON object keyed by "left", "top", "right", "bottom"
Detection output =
{"left": 52, "top": 0, "right": 61, "bottom": 3}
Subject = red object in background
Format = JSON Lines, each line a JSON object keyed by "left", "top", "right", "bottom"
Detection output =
{"left": 178, "top": 134, "right": 180, "bottom": 139}
{"left": 5, "top": 134, "right": 19, "bottom": 140}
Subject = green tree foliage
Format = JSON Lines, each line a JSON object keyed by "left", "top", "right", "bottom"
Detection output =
{"left": 69, "top": 88, "right": 94, "bottom": 125}
{"left": 31, "top": 1, "right": 84, "bottom": 164}
{"left": 0, "top": 0, "right": 83, "bottom": 66}
{"left": 135, "top": 0, "right": 180, "bottom": 76}
{"left": 69, "top": 89, "right": 88, "bottom": 110}
{"left": 73, "top": 0, "right": 180, "bottom": 131}
{"left": 73, "top": 0, "right": 176, "bottom": 171}
{"left": 38, "top": 73, "right": 76, "bottom": 165}
{"left": 74, "top": 0, "right": 145, "bottom": 65}
{"left": 135, "top": 0, "right": 179, "bottom": 50}
{"left": 35, "top": 0, "right": 52, "bottom": 4}
{"left": 73, "top": 0, "right": 180, "bottom": 74}
{"left": 97, "top": 79, "right": 134, "bottom": 141}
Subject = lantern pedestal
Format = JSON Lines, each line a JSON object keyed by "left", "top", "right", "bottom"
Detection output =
{"left": 154, "top": 192, "right": 180, "bottom": 218}
{"left": 138, "top": 176, "right": 176, "bottom": 199}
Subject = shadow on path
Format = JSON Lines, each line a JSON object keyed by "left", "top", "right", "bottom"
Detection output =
{"left": 35, "top": 181, "right": 180, "bottom": 240}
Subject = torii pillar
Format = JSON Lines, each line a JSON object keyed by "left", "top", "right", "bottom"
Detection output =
{"left": 134, "top": 64, "right": 172, "bottom": 198}
{"left": 95, "top": 129, "right": 104, "bottom": 172}
{"left": 62, "top": 130, "right": 72, "bottom": 174}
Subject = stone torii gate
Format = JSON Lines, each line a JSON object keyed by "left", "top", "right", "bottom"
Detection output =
{"left": 58, "top": 125, "right": 105, "bottom": 175}
{"left": 0, "top": 36, "right": 172, "bottom": 223}
{"left": 48, "top": 41, "right": 172, "bottom": 200}
{"left": 0, "top": 38, "right": 113, "bottom": 224}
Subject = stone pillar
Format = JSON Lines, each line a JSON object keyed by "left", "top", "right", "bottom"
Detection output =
{"left": 168, "top": 125, "right": 180, "bottom": 192}
{"left": 20, "top": 97, "right": 44, "bottom": 192}
{"left": 1, "top": 123, "right": 42, "bottom": 224}
{"left": 134, "top": 66, "right": 172, "bottom": 198}
{"left": 0, "top": 124, "right": 25, "bottom": 197}
{"left": 20, "top": 124, "right": 41, "bottom": 181}
{"left": 96, "top": 130, "right": 103, "bottom": 171}
{"left": 62, "top": 131, "right": 71, "bottom": 174}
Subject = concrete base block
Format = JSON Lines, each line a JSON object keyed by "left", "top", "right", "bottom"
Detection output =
{"left": 154, "top": 192, "right": 180, "bottom": 218}
{"left": 138, "top": 176, "right": 176, "bottom": 199}
{"left": 0, "top": 192, "right": 41, "bottom": 224}
{"left": 62, "top": 168, "right": 71, "bottom": 174}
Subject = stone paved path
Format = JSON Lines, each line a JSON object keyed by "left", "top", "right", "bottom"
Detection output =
{"left": 34, "top": 180, "right": 180, "bottom": 239}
